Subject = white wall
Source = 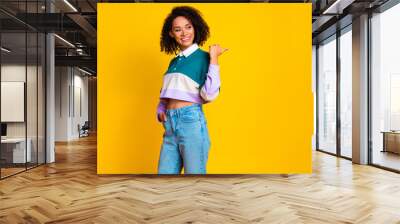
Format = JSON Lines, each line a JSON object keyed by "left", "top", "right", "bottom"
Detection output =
{"left": 1, "top": 65, "right": 38, "bottom": 137}
{"left": 55, "top": 66, "right": 69, "bottom": 141}
{"left": 72, "top": 72, "right": 89, "bottom": 138}
{"left": 55, "top": 67, "right": 89, "bottom": 141}
{"left": 312, "top": 45, "right": 316, "bottom": 151}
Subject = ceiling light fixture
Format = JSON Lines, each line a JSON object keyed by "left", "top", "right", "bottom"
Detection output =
{"left": 322, "top": 0, "right": 354, "bottom": 15}
{"left": 78, "top": 67, "right": 93, "bottom": 76}
{"left": 54, "top": 34, "right": 75, "bottom": 48}
{"left": 1, "top": 47, "right": 11, "bottom": 53}
{"left": 63, "top": 0, "right": 78, "bottom": 12}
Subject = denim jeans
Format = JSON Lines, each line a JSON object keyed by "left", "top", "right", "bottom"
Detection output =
{"left": 158, "top": 104, "right": 211, "bottom": 174}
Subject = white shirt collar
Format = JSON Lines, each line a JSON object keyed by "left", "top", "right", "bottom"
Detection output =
{"left": 177, "top": 43, "right": 199, "bottom": 58}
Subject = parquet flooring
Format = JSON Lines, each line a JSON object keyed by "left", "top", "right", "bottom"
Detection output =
{"left": 1, "top": 167, "right": 26, "bottom": 178}
{"left": 1, "top": 134, "right": 400, "bottom": 223}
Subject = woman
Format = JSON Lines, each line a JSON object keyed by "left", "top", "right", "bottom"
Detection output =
{"left": 157, "top": 6, "right": 227, "bottom": 174}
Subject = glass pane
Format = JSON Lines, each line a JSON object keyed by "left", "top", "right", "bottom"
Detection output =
{"left": 27, "top": 31, "right": 38, "bottom": 169}
{"left": 1, "top": 31, "right": 27, "bottom": 177}
{"left": 1, "top": 1, "right": 46, "bottom": 178}
{"left": 371, "top": 4, "right": 400, "bottom": 171}
{"left": 318, "top": 36, "right": 337, "bottom": 154}
{"left": 340, "top": 29, "right": 352, "bottom": 158}
{"left": 38, "top": 32, "right": 45, "bottom": 165}
{"left": 27, "top": 0, "right": 39, "bottom": 170}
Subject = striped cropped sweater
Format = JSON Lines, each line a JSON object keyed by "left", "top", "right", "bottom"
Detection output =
{"left": 157, "top": 44, "right": 221, "bottom": 116}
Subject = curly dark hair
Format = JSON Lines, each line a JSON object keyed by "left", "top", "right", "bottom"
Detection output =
{"left": 160, "top": 6, "right": 210, "bottom": 55}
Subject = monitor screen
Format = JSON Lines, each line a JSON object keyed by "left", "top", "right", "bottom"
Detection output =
{"left": 1, "top": 123, "right": 7, "bottom": 137}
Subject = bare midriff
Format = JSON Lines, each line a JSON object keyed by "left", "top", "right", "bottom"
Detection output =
{"left": 166, "top": 98, "right": 195, "bottom": 110}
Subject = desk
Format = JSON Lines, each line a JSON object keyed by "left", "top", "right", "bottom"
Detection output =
{"left": 1, "top": 138, "right": 31, "bottom": 163}
{"left": 381, "top": 131, "right": 400, "bottom": 154}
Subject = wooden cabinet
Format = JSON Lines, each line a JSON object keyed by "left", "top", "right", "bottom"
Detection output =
{"left": 382, "top": 132, "right": 400, "bottom": 154}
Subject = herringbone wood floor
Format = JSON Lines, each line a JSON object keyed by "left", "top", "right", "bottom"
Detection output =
{"left": 1, "top": 134, "right": 400, "bottom": 224}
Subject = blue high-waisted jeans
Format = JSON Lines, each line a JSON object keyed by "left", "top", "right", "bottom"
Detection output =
{"left": 158, "top": 104, "right": 211, "bottom": 174}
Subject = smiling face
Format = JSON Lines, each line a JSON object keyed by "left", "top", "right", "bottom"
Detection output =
{"left": 169, "top": 16, "right": 195, "bottom": 51}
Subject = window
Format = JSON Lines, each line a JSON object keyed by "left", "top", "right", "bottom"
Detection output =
{"left": 339, "top": 28, "right": 352, "bottom": 158}
{"left": 371, "top": 2, "right": 400, "bottom": 171}
{"left": 317, "top": 35, "right": 337, "bottom": 154}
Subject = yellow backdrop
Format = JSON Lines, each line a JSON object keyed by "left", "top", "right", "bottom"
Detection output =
{"left": 98, "top": 3, "right": 312, "bottom": 174}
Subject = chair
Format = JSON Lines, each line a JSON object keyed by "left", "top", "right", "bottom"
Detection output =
{"left": 79, "top": 121, "right": 90, "bottom": 138}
